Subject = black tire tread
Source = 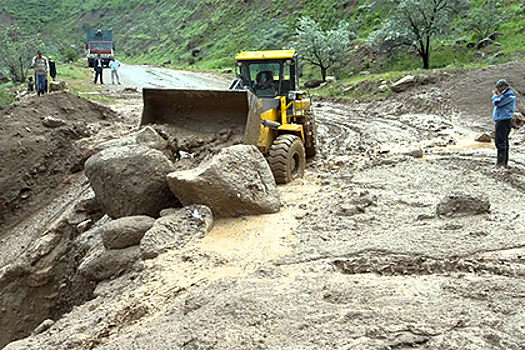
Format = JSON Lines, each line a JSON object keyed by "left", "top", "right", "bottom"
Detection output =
{"left": 268, "top": 134, "right": 306, "bottom": 184}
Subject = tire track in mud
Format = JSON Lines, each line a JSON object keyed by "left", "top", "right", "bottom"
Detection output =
{"left": 313, "top": 101, "right": 455, "bottom": 158}
{"left": 332, "top": 253, "right": 525, "bottom": 278}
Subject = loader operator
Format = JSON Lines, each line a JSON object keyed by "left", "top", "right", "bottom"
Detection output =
{"left": 255, "top": 70, "right": 276, "bottom": 92}
{"left": 30, "top": 49, "right": 49, "bottom": 96}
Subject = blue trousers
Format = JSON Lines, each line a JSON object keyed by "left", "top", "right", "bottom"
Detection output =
{"left": 36, "top": 74, "right": 46, "bottom": 93}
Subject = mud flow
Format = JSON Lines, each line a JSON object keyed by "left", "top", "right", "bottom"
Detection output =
{"left": 3, "top": 63, "right": 525, "bottom": 349}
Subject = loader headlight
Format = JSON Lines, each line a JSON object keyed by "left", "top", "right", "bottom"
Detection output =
{"left": 287, "top": 91, "right": 295, "bottom": 100}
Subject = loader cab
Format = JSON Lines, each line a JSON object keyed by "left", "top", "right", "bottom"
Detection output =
{"left": 234, "top": 50, "right": 299, "bottom": 99}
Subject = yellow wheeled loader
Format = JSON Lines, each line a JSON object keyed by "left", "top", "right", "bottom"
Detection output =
{"left": 141, "top": 49, "right": 316, "bottom": 184}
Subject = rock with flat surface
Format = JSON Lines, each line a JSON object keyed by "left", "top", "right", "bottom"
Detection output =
{"left": 391, "top": 75, "right": 416, "bottom": 92}
{"left": 166, "top": 145, "right": 280, "bottom": 218}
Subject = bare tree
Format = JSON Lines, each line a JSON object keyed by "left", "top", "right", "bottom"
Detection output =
{"left": 369, "top": 0, "right": 468, "bottom": 69}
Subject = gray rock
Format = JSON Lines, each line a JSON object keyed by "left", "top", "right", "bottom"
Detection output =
{"left": 378, "top": 84, "right": 389, "bottom": 92}
{"left": 304, "top": 79, "right": 322, "bottom": 88}
{"left": 100, "top": 215, "right": 156, "bottom": 249}
{"left": 405, "top": 148, "right": 424, "bottom": 158}
{"left": 76, "top": 219, "right": 92, "bottom": 234}
{"left": 390, "top": 75, "right": 416, "bottom": 92}
{"left": 85, "top": 145, "right": 179, "bottom": 218}
{"left": 42, "top": 116, "right": 67, "bottom": 128}
{"left": 48, "top": 81, "right": 67, "bottom": 92}
{"left": 475, "top": 133, "right": 492, "bottom": 143}
{"left": 33, "top": 319, "right": 54, "bottom": 335}
{"left": 488, "top": 32, "right": 503, "bottom": 41}
{"left": 436, "top": 192, "right": 491, "bottom": 217}
{"left": 477, "top": 38, "right": 493, "bottom": 49}
{"left": 513, "top": 112, "right": 525, "bottom": 129}
{"left": 78, "top": 245, "right": 142, "bottom": 282}
{"left": 93, "top": 126, "right": 168, "bottom": 154}
{"left": 166, "top": 145, "right": 280, "bottom": 218}
{"left": 140, "top": 205, "right": 213, "bottom": 259}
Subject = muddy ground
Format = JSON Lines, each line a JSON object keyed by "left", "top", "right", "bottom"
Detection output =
{"left": 2, "top": 63, "right": 525, "bottom": 349}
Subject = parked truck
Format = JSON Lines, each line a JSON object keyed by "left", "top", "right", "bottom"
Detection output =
{"left": 86, "top": 29, "right": 114, "bottom": 68}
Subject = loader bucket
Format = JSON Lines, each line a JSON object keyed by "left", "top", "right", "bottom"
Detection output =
{"left": 141, "top": 88, "right": 261, "bottom": 146}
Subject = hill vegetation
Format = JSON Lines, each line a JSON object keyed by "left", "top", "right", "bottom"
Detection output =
{"left": 1, "top": 0, "right": 525, "bottom": 93}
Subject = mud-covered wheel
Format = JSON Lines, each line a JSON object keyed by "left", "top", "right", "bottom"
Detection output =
{"left": 268, "top": 134, "right": 306, "bottom": 184}
{"left": 304, "top": 109, "right": 317, "bottom": 158}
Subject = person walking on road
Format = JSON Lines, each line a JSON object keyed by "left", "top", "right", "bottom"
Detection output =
{"left": 108, "top": 57, "right": 121, "bottom": 85}
{"left": 48, "top": 56, "right": 57, "bottom": 81}
{"left": 93, "top": 54, "right": 104, "bottom": 84}
{"left": 30, "top": 49, "right": 49, "bottom": 96}
{"left": 492, "top": 78, "right": 516, "bottom": 169}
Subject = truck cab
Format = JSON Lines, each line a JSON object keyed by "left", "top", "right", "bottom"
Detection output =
{"left": 86, "top": 29, "right": 114, "bottom": 67}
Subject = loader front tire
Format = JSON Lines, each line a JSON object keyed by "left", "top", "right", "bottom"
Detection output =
{"left": 268, "top": 134, "right": 306, "bottom": 184}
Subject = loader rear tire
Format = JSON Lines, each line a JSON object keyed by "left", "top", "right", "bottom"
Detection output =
{"left": 304, "top": 109, "right": 317, "bottom": 158}
{"left": 268, "top": 134, "right": 305, "bottom": 184}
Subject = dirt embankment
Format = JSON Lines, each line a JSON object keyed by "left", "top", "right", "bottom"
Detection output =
{"left": 0, "top": 91, "right": 140, "bottom": 234}
{"left": 2, "top": 63, "right": 525, "bottom": 349}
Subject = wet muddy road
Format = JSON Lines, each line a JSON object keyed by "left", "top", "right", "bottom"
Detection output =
{"left": 5, "top": 64, "right": 525, "bottom": 349}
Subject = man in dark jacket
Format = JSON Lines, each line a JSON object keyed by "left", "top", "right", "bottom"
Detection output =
{"left": 48, "top": 56, "right": 57, "bottom": 81}
{"left": 93, "top": 54, "right": 104, "bottom": 84}
{"left": 492, "top": 79, "right": 516, "bottom": 168}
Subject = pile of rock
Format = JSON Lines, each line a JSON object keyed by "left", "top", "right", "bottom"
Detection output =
{"left": 79, "top": 127, "right": 281, "bottom": 281}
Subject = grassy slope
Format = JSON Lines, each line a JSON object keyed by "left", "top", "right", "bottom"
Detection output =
{"left": 2, "top": 0, "right": 525, "bottom": 103}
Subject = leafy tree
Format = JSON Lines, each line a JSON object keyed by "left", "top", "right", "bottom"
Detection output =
{"left": 466, "top": 1, "right": 504, "bottom": 41}
{"left": 292, "top": 17, "right": 354, "bottom": 82}
{"left": 0, "top": 26, "right": 44, "bottom": 82}
{"left": 368, "top": 0, "right": 468, "bottom": 69}
{"left": 64, "top": 47, "right": 79, "bottom": 63}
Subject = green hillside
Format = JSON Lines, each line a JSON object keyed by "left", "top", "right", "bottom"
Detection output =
{"left": 1, "top": 0, "right": 525, "bottom": 80}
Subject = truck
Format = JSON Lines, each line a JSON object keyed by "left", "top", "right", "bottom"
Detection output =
{"left": 141, "top": 49, "right": 316, "bottom": 184}
{"left": 86, "top": 29, "right": 114, "bottom": 68}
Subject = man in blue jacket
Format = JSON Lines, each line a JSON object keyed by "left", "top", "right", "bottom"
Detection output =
{"left": 492, "top": 79, "right": 515, "bottom": 168}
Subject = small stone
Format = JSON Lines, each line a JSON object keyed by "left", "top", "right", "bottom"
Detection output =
{"left": 475, "top": 133, "right": 492, "bottom": 143}
{"left": 76, "top": 219, "right": 93, "bottom": 233}
{"left": 33, "top": 319, "right": 54, "bottom": 335}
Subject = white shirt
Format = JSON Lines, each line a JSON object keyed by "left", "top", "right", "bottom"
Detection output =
{"left": 109, "top": 60, "right": 121, "bottom": 71}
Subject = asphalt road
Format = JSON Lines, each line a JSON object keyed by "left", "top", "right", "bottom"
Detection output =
{"left": 116, "top": 64, "right": 231, "bottom": 90}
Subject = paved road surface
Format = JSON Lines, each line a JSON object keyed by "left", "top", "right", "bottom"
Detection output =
{"left": 115, "top": 64, "right": 231, "bottom": 90}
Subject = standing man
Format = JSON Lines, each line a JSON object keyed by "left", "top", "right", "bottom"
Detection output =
{"left": 93, "top": 54, "right": 104, "bottom": 84}
{"left": 48, "top": 56, "right": 57, "bottom": 81}
{"left": 492, "top": 79, "right": 516, "bottom": 168}
{"left": 108, "top": 57, "right": 121, "bottom": 85}
{"left": 30, "top": 49, "right": 49, "bottom": 96}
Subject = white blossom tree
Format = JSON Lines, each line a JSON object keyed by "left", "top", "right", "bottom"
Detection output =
{"left": 292, "top": 17, "right": 354, "bottom": 82}
{"left": 0, "top": 26, "right": 44, "bottom": 82}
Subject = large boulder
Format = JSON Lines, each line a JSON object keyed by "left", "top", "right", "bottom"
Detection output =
{"left": 166, "top": 145, "right": 280, "bottom": 218}
{"left": 140, "top": 205, "right": 214, "bottom": 259}
{"left": 100, "top": 215, "right": 156, "bottom": 250}
{"left": 85, "top": 145, "right": 179, "bottom": 218}
{"left": 93, "top": 126, "right": 169, "bottom": 154}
